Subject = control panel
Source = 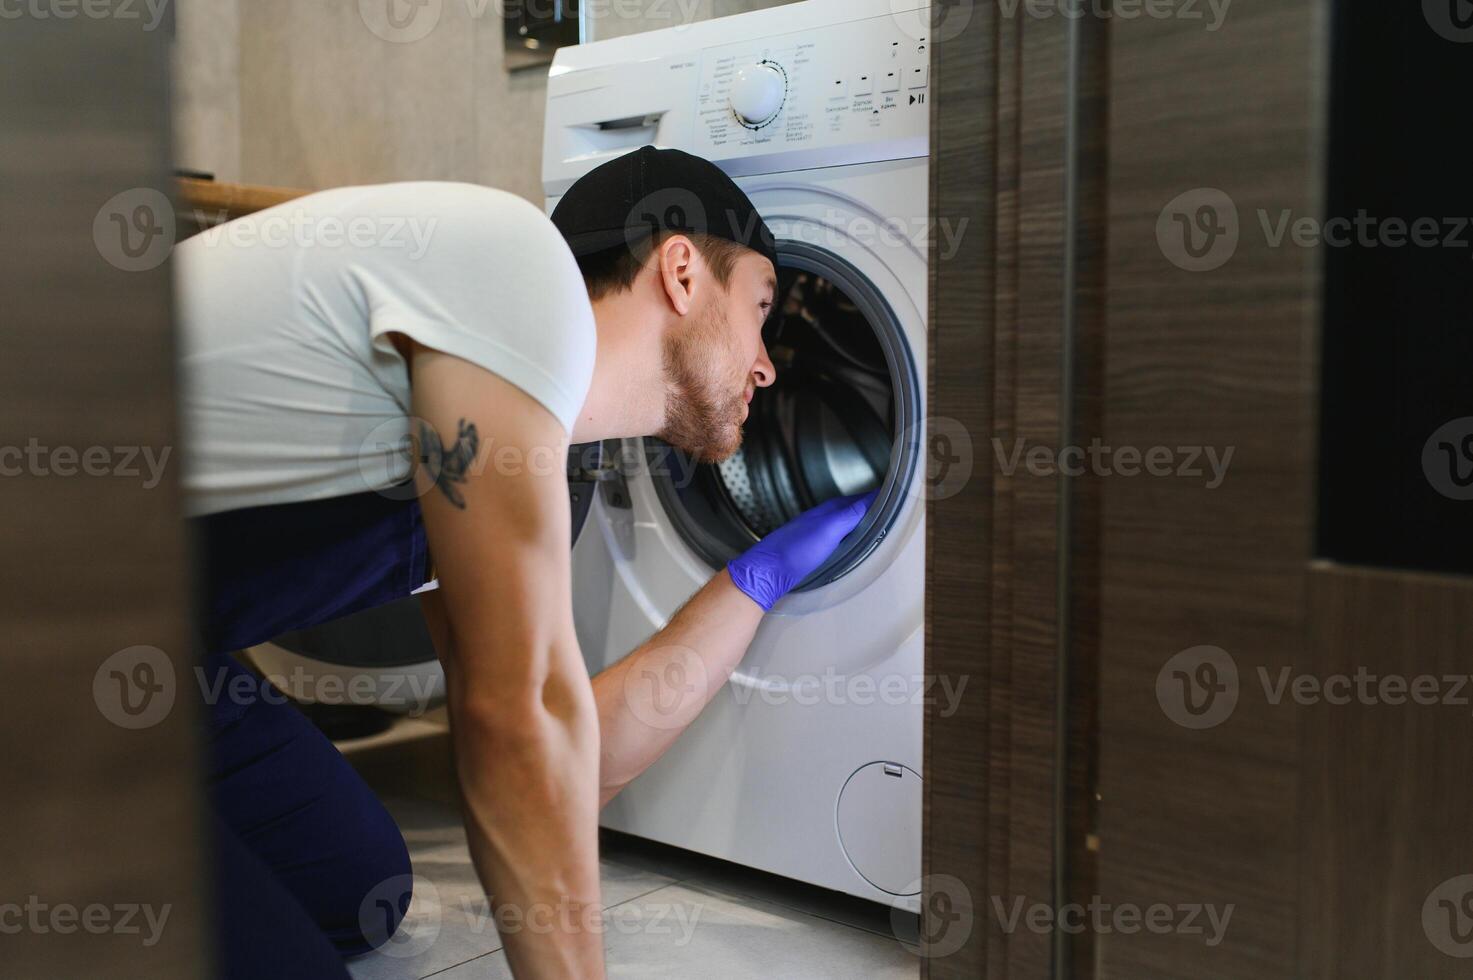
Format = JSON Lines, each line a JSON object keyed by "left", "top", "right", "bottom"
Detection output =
{"left": 694, "top": 14, "right": 930, "bottom": 160}
{"left": 542, "top": 1, "right": 932, "bottom": 194}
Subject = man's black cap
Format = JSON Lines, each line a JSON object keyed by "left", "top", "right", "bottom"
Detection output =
{"left": 550, "top": 146, "right": 779, "bottom": 274}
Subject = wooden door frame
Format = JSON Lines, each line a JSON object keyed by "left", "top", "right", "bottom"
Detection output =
{"left": 923, "top": 2, "right": 1109, "bottom": 975}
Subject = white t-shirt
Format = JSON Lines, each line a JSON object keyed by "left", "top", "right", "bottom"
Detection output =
{"left": 175, "top": 182, "right": 597, "bottom": 518}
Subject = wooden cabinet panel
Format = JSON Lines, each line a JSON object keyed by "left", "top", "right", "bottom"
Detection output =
{"left": 1094, "top": 1, "right": 1322, "bottom": 976}
{"left": 922, "top": 4, "right": 1467, "bottom": 979}
{"left": 1302, "top": 565, "right": 1473, "bottom": 979}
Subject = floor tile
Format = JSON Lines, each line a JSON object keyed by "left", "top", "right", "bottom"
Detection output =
{"left": 430, "top": 881, "right": 920, "bottom": 980}
{"left": 602, "top": 829, "right": 914, "bottom": 941}
{"left": 348, "top": 798, "right": 678, "bottom": 980}
{"left": 346, "top": 798, "right": 914, "bottom": 979}
{"left": 344, "top": 884, "right": 503, "bottom": 980}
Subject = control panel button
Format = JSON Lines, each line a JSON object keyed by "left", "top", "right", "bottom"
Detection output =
{"left": 908, "top": 65, "right": 929, "bottom": 89}
{"left": 729, "top": 62, "right": 787, "bottom": 126}
{"left": 854, "top": 72, "right": 874, "bottom": 95}
{"left": 882, "top": 69, "right": 901, "bottom": 93}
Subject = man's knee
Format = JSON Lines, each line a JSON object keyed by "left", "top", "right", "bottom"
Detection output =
{"left": 326, "top": 802, "right": 414, "bottom": 956}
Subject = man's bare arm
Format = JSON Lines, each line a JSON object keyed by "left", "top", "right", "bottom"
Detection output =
{"left": 586, "top": 489, "right": 875, "bottom": 807}
{"left": 589, "top": 570, "right": 764, "bottom": 807}
{"left": 408, "top": 344, "right": 604, "bottom": 980}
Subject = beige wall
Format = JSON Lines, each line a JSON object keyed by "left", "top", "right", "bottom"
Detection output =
{"left": 173, "top": 0, "right": 547, "bottom": 201}
{"left": 173, "top": 0, "right": 800, "bottom": 204}
{"left": 173, "top": 0, "right": 241, "bottom": 182}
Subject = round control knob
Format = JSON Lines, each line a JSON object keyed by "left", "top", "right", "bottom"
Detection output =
{"left": 729, "top": 62, "right": 786, "bottom": 126}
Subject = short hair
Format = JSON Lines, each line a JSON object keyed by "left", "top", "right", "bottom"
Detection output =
{"left": 576, "top": 231, "right": 754, "bottom": 302}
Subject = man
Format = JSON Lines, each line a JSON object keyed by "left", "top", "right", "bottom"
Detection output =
{"left": 177, "top": 146, "right": 876, "bottom": 978}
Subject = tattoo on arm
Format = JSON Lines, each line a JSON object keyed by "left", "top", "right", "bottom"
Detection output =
{"left": 417, "top": 418, "right": 480, "bottom": 510}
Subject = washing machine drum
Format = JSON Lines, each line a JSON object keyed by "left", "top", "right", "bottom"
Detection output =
{"left": 719, "top": 359, "right": 892, "bottom": 538}
{"left": 647, "top": 262, "right": 918, "bottom": 592}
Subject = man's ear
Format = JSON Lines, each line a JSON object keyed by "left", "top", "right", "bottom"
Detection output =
{"left": 656, "top": 235, "right": 697, "bottom": 317}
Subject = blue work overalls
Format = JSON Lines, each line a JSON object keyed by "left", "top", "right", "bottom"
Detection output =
{"left": 194, "top": 484, "right": 433, "bottom": 979}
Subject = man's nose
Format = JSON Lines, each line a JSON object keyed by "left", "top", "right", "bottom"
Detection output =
{"left": 753, "top": 342, "right": 777, "bottom": 388}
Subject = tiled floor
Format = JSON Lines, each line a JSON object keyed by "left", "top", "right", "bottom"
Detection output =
{"left": 344, "top": 794, "right": 922, "bottom": 980}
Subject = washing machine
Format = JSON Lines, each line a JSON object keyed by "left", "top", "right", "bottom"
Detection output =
{"left": 545, "top": 0, "right": 931, "bottom": 911}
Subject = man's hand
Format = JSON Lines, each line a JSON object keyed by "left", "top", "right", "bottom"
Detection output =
{"left": 590, "top": 490, "right": 879, "bottom": 806}
{"left": 726, "top": 491, "right": 878, "bottom": 612}
{"left": 407, "top": 342, "right": 605, "bottom": 980}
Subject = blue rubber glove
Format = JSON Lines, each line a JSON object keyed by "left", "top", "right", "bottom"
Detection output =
{"left": 727, "top": 490, "right": 879, "bottom": 611}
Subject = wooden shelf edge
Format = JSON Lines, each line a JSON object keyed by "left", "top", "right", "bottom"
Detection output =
{"left": 176, "top": 177, "right": 309, "bottom": 220}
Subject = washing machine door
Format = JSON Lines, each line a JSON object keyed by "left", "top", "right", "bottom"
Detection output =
{"left": 569, "top": 162, "right": 930, "bottom": 680}
{"left": 637, "top": 240, "right": 922, "bottom": 594}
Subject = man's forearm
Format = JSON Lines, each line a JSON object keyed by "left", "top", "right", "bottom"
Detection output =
{"left": 448, "top": 679, "right": 604, "bottom": 980}
{"left": 591, "top": 569, "right": 764, "bottom": 807}
{"left": 424, "top": 592, "right": 606, "bottom": 979}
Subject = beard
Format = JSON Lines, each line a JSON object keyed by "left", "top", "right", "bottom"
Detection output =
{"left": 656, "top": 302, "right": 750, "bottom": 464}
